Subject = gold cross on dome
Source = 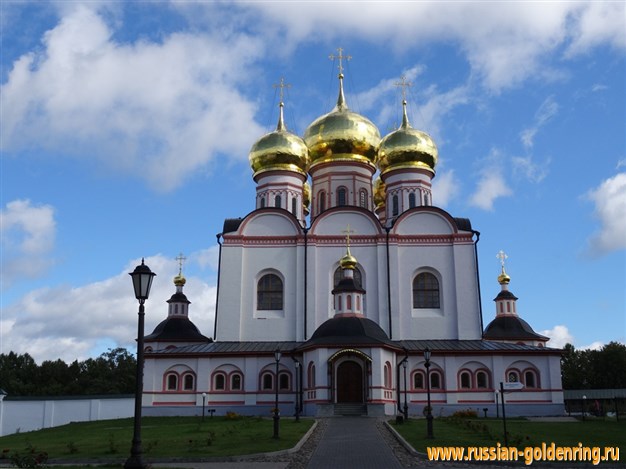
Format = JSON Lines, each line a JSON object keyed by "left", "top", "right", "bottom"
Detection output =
{"left": 342, "top": 224, "right": 355, "bottom": 249}
{"left": 496, "top": 250, "right": 508, "bottom": 269}
{"left": 329, "top": 47, "right": 352, "bottom": 75}
{"left": 273, "top": 77, "right": 291, "bottom": 103}
{"left": 175, "top": 252, "right": 187, "bottom": 275}
{"left": 395, "top": 75, "right": 413, "bottom": 101}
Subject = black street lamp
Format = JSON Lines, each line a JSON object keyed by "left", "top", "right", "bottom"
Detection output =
{"left": 125, "top": 259, "right": 156, "bottom": 469}
{"left": 424, "top": 348, "right": 434, "bottom": 439}
{"left": 402, "top": 354, "right": 409, "bottom": 421}
{"left": 582, "top": 395, "right": 587, "bottom": 422}
{"left": 202, "top": 392, "right": 207, "bottom": 422}
{"left": 292, "top": 358, "right": 301, "bottom": 422}
{"left": 273, "top": 348, "right": 281, "bottom": 439}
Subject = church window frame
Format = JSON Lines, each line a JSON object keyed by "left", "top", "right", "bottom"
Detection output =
{"left": 506, "top": 369, "right": 520, "bottom": 383}
{"left": 412, "top": 272, "right": 441, "bottom": 309}
{"left": 336, "top": 186, "right": 348, "bottom": 206}
{"left": 459, "top": 370, "right": 472, "bottom": 389}
{"left": 384, "top": 362, "right": 393, "bottom": 389}
{"left": 260, "top": 196, "right": 266, "bottom": 208}
{"left": 430, "top": 370, "right": 442, "bottom": 389}
{"left": 213, "top": 372, "right": 227, "bottom": 391}
{"left": 182, "top": 372, "right": 195, "bottom": 391}
{"left": 278, "top": 371, "right": 291, "bottom": 390}
{"left": 231, "top": 373, "right": 243, "bottom": 391}
{"left": 359, "top": 189, "right": 367, "bottom": 208}
{"left": 523, "top": 368, "right": 539, "bottom": 388}
{"left": 274, "top": 194, "right": 282, "bottom": 208}
{"left": 307, "top": 362, "right": 316, "bottom": 389}
{"left": 408, "top": 192, "right": 416, "bottom": 208}
{"left": 392, "top": 194, "right": 399, "bottom": 216}
{"left": 319, "top": 191, "right": 326, "bottom": 213}
{"left": 291, "top": 196, "right": 297, "bottom": 215}
{"left": 166, "top": 373, "right": 179, "bottom": 391}
{"left": 475, "top": 370, "right": 490, "bottom": 389}
{"left": 261, "top": 372, "right": 274, "bottom": 391}
{"left": 256, "top": 272, "right": 284, "bottom": 311}
{"left": 412, "top": 370, "right": 425, "bottom": 390}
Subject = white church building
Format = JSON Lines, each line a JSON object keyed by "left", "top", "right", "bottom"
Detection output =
{"left": 142, "top": 56, "right": 564, "bottom": 418}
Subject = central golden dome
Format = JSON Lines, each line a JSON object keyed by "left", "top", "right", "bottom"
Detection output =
{"left": 249, "top": 102, "right": 309, "bottom": 179}
{"left": 304, "top": 74, "right": 380, "bottom": 170}
{"left": 377, "top": 100, "right": 438, "bottom": 176}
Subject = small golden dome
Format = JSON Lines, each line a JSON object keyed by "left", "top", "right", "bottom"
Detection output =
{"left": 304, "top": 74, "right": 380, "bottom": 171}
{"left": 377, "top": 100, "right": 438, "bottom": 176}
{"left": 373, "top": 176, "right": 386, "bottom": 209}
{"left": 249, "top": 102, "right": 309, "bottom": 179}
{"left": 340, "top": 250, "right": 358, "bottom": 270}
{"left": 498, "top": 268, "right": 511, "bottom": 285}
{"left": 174, "top": 274, "right": 186, "bottom": 287}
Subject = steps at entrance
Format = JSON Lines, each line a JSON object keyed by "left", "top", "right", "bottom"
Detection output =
{"left": 334, "top": 403, "right": 367, "bottom": 416}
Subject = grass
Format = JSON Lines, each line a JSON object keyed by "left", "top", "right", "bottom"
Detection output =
{"left": 0, "top": 415, "right": 313, "bottom": 463}
{"left": 391, "top": 416, "right": 626, "bottom": 456}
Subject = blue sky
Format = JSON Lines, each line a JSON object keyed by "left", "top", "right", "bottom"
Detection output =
{"left": 1, "top": 1, "right": 624, "bottom": 363}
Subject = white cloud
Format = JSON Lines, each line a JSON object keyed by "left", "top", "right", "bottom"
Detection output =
{"left": 1, "top": 6, "right": 265, "bottom": 191}
{"left": 0, "top": 199, "right": 56, "bottom": 285}
{"left": 470, "top": 170, "right": 512, "bottom": 211}
{"left": 195, "top": 246, "right": 220, "bottom": 272}
{"left": 520, "top": 96, "right": 559, "bottom": 149}
{"left": 512, "top": 155, "right": 550, "bottom": 183}
{"left": 579, "top": 341, "right": 604, "bottom": 351}
{"left": 565, "top": 2, "right": 626, "bottom": 56}
{"left": 585, "top": 172, "right": 626, "bottom": 255}
{"left": 0, "top": 255, "right": 216, "bottom": 363}
{"left": 432, "top": 170, "right": 460, "bottom": 208}
{"left": 540, "top": 325, "right": 574, "bottom": 348}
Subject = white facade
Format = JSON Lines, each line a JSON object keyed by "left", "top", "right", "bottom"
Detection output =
{"left": 142, "top": 66, "right": 564, "bottom": 418}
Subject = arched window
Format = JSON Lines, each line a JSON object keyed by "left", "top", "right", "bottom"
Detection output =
{"left": 392, "top": 194, "right": 399, "bottom": 216}
{"left": 346, "top": 295, "right": 352, "bottom": 310}
{"left": 291, "top": 197, "right": 297, "bottom": 215}
{"left": 319, "top": 191, "right": 326, "bottom": 213}
{"left": 424, "top": 193, "right": 430, "bottom": 205}
{"left": 430, "top": 371, "right": 442, "bottom": 389}
{"left": 260, "top": 196, "right": 266, "bottom": 208}
{"left": 166, "top": 373, "right": 178, "bottom": 391}
{"left": 183, "top": 373, "right": 195, "bottom": 391}
{"left": 279, "top": 372, "right": 290, "bottom": 390}
{"left": 476, "top": 370, "right": 489, "bottom": 389}
{"left": 460, "top": 371, "right": 471, "bottom": 389}
{"left": 359, "top": 189, "right": 367, "bottom": 208}
{"left": 261, "top": 372, "right": 274, "bottom": 390}
{"left": 257, "top": 274, "right": 283, "bottom": 310}
{"left": 413, "top": 272, "right": 440, "bottom": 308}
{"left": 214, "top": 373, "right": 226, "bottom": 390}
{"left": 337, "top": 187, "right": 347, "bottom": 206}
{"left": 507, "top": 371, "right": 519, "bottom": 383}
{"left": 384, "top": 362, "right": 392, "bottom": 388}
{"left": 308, "top": 363, "right": 316, "bottom": 388}
{"left": 524, "top": 370, "right": 537, "bottom": 388}
{"left": 337, "top": 295, "right": 342, "bottom": 311}
{"left": 408, "top": 192, "right": 416, "bottom": 208}
{"left": 334, "top": 266, "right": 362, "bottom": 289}
{"left": 231, "top": 373, "right": 242, "bottom": 391}
{"left": 413, "top": 371, "right": 425, "bottom": 389}
{"left": 275, "top": 194, "right": 282, "bottom": 208}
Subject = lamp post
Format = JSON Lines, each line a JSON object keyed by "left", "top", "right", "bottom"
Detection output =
{"left": 582, "top": 395, "right": 587, "bottom": 422}
{"left": 202, "top": 392, "right": 207, "bottom": 422}
{"left": 125, "top": 259, "right": 156, "bottom": 469}
{"left": 424, "top": 348, "right": 434, "bottom": 439}
{"left": 402, "top": 355, "right": 409, "bottom": 421}
{"left": 273, "top": 348, "right": 281, "bottom": 439}
{"left": 293, "top": 359, "right": 301, "bottom": 422}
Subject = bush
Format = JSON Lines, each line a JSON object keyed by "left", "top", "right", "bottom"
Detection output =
{"left": 451, "top": 409, "right": 478, "bottom": 419}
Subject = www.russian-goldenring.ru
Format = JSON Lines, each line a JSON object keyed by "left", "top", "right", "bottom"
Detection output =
{"left": 427, "top": 442, "right": 620, "bottom": 465}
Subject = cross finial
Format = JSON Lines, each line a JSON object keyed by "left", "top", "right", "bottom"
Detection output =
{"left": 329, "top": 47, "right": 352, "bottom": 76}
{"left": 342, "top": 224, "right": 355, "bottom": 250}
{"left": 395, "top": 75, "right": 413, "bottom": 102}
{"left": 273, "top": 77, "right": 291, "bottom": 104}
{"left": 175, "top": 252, "right": 187, "bottom": 276}
{"left": 496, "top": 250, "right": 508, "bottom": 269}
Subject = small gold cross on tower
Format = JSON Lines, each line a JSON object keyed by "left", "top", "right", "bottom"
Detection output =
{"left": 496, "top": 250, "right": 508, "bottom": 270}
{"left": 394, "top": 75, "right": 413, "bottom": 101}
{"left": 342, "top": 224, "right": 355, "bottom": 250}
{"left": 175, "top": 252, "right": 187, "bottom": 275}
{"left": 329, "top": 47, "right": 352, "bottom": 76}
{"left": 273, "top": 77, "right": 291, "bottom": 104}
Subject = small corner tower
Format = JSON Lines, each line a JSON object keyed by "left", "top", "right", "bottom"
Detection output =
{"left": 332, "top": 227, "right": 366, "bottom": 316}
{"left": 483, "top": 251, "right": 548, "bottom": 346}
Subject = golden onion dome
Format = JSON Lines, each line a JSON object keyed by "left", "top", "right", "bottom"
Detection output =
{"left": 249, "top": 102, "right": 309, "bottom": 179}
{"left": 303, "top": 181, "right": 311, "bottom": 214}
{"left": 304, "top": 73, "right": 380, "bottom": 171}
{"left": 340, "top": 249, "right": 358, "bottom": 270}
{"left": 373, "top": 176, "right": 386, "bottom": 209}
{"left": 174, "top": 273, "right": 186, "bottom": 287}
{"left": 497, "top": 267, "right": 511, "bottom": 285}
{"left": 377, "top": 100, "right": 438, "bottom": 176}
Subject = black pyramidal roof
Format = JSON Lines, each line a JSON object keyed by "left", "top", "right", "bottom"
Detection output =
{"left": 300, "top": 315, "right": 395, "bottom": 349}
{"left": 483, "top": 316, "right": 548, "bottom": 341}
{"left": 145, "top": 317, "right": 212, "bottom": 343}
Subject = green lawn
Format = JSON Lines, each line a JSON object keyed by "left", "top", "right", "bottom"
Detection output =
{"left": 0, "top": 416, "right": 313, "bottom": 462}
{"left": 391, "top": 417, "right": 625, "bottom": 458}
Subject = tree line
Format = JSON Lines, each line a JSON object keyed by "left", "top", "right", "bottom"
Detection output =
{"left": 0, "top": 342, "right": 624, "bottom": 397}
{"left": 0, "top": 348, "right": 136, "bottom": 397}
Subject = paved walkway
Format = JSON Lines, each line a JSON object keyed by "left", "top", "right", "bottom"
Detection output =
{"left": 307, "top": 417, "right": 403, "bottom": 469}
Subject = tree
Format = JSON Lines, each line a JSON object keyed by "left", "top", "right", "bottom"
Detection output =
{"left": 561, "top": 342, "right": 626, "bottom": 389}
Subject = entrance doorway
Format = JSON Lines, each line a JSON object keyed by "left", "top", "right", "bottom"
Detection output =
{"left": 336, "top": 361, "right": 364, "bottom": 403}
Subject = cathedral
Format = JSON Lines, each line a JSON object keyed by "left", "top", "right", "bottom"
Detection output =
{"left": 142, "top": 54, "right": 564, "bottom": 418}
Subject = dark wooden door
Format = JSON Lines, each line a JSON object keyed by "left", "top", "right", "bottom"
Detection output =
{"left": 336, "top": 361, "right": 363, "bottom": 403}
